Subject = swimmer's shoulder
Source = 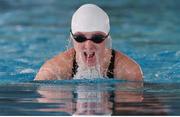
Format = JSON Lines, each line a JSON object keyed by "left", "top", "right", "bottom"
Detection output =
{"left": 114, "top": 50, "right": 143, "bottom": 81}
{"left": 34, "top": 48, "right": 75, "bottom": 80}
{"left": 51, "top": 48, "right": 75, "bottom": 64}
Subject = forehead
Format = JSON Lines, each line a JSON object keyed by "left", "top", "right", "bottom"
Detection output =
{"left": 74, "top": 31, "right": 106, "bottom": 36}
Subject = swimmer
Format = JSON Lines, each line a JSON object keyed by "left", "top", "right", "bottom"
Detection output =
{"left": 34, "top": 4, "right": 143, "bottom": 81}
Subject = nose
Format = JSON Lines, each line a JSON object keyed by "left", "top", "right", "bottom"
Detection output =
{"left": 84, "top": 40, "right": 95, "bottom": 50}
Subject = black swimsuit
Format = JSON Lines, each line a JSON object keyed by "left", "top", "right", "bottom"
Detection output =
{"left": 71, "top": 49, "right": 116, "bottom": 78}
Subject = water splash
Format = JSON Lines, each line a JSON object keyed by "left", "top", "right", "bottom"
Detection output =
{"left": 73, "top": 65, "right": 103, "bottom": 79}
{"left": 73, "top": 50, "right": 105, "bottom": 79}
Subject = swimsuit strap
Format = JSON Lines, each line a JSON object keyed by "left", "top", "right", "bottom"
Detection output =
{"left": 106, "top": 49, "right": 116, "bottom": 78}
{"left": 72, "top": 52, "right": 78, "bottom": 78}
{"left": 71, "top": 49, "right": 116, "bottom": 78}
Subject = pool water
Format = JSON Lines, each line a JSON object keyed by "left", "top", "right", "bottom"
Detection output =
{"left": 0, "top": 0, "right": 180, "bottom": 115}
{"left": 1, "top": 80, "right": 180, "bottom": 115}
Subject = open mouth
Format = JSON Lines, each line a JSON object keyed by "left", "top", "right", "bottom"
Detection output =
{"left": 80, "top": 51, "right": 97, "bottom": 66}
{"left": 84, "top": 52, "right": 95, "bottom": 59}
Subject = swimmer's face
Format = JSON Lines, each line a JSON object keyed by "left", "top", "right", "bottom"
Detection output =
{"left": 72, "top": 31, "right": 107, "bottom": 67}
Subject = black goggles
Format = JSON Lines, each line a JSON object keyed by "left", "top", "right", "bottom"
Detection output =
{"left": 70, "top": 30, "right": 109, "bottom": 44}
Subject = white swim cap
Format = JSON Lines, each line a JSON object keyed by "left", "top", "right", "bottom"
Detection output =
{"left": 71, "top": 4, "right": 110, "bottom": 34}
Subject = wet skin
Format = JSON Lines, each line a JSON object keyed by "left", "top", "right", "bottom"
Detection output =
{"left": 35, "top": 31, "right": 143, "bottom": 81}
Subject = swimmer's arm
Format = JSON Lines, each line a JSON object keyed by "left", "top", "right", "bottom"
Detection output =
{"left": 34, "top": 61, "right": 59, "bottom": 80}
{"left": 114, "top": 52, "right": 143, "bottom": 81}
{"left": 124, "top": 62, "right": 143, "bottom": 81}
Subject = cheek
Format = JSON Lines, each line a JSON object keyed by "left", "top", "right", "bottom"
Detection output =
{"left": 73, "top": 41, "right": 83, "bottom": 51}
{"left": 97, "top": 42, "right": 106, "bottom": 52}
{"left": 93, "top": 43, "right": 105, "bottom": 58}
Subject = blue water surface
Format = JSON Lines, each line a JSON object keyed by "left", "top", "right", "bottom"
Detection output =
{"left": 0, "top": 0, "right": 179, "bottom": 83}
{"left": 0, "top": 0, "right": 180, "bottom": 115}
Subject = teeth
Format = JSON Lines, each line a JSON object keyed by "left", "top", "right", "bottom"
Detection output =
{"left": 84, "top": 52, "right": 95, "bottom": 58}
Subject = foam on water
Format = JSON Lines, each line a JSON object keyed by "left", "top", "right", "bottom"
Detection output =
{"left": 73, "top": 65, "right": 103, "bottom": 79}
{"left": 73, "top": 50, "right": 105, "bottom": 79}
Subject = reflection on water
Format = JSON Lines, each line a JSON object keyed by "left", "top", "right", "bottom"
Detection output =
{"left": 0, "top": 80, "right": 177, "bottom": 115}
{"left": 0, "top": 0, "right": 179, "bottom": 83}
{"left": 0, "top": 0, "right": 179, "bottom": 115}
